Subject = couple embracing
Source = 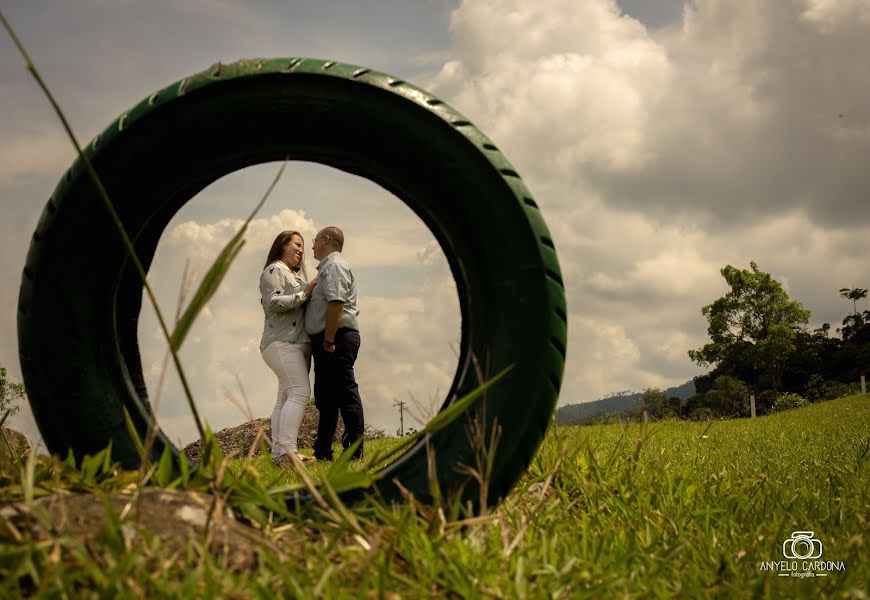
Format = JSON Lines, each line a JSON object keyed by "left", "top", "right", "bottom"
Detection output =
{"left": 258, "top": 226, "right": 364, "bottom": 465}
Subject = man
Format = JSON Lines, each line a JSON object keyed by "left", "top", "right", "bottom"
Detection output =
{"left": 305, "top": 226, "right": 365, "bottom": 460}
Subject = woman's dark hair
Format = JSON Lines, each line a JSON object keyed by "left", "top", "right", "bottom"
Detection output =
{"left": 263, "top": 230, "right": 307, "bottom": 279}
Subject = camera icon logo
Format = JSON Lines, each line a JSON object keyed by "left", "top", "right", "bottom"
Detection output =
{"left": 782, "top": 531, "right": 823, "bottom": 560}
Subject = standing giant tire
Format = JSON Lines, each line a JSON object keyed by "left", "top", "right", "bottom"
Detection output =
{"left": 18, "top": 58, "right": 567, "bottom": 508}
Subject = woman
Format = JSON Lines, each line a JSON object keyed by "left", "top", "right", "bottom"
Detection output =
{"left": 260, "top": 230, "right": 318, "bottom": 465}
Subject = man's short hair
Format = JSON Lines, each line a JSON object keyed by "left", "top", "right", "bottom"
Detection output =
{"left": 322, "top": 226, "right": 344, "bottom": 251}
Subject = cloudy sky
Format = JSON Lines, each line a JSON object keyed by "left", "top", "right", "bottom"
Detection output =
{"left": 2, "top": 0, "right": 869, "bottom": 449}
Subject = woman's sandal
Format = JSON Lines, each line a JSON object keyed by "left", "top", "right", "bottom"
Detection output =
{"left": 273, "top": 453, "right": 316, "bottom": 468}
{"left": 272, "top": 452, "right": 317, "bottom": 469}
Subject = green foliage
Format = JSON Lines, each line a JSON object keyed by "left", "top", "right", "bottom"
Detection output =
{"left": 804, "top": 374, "right": 829, "bottom": 402}
{"left": 839, "top": 311, "right": 867, "bottom": 341}
{"left": 689, "top": 406, "right": 715, "bottom": 421}
{"left": 828, "top": 381, "right": 862, "bottom": 400}
{"left": 705, "top": 375, "right": 751, "bottom": 418}
{"left": 839, "top": 287, "right": 868, "bottom": 316}
{"left": 0, "top": 367, "right": 25, "bottom": 418}
{"left": 756, "top": 389, "right": 777, "bottom": 415}
{"left": 772, "top": 392, "right": 808, "bottom": 412}
{"left": 588, "top": 410, "right": 624, "bottom": 425}
{"left": 717, "top": 284, "right": 870, "bottom": 401}
{"left": 689, "top": 261, "right": 811, "bottom": 395}
{"left": 803, "top": 374, "right": 859, "bottom": 402}
{"left": 642, "top": 387, "right": 676, "bottom": 419}
{"left": 363, "top": 424, "right": 387, "bottom": 440}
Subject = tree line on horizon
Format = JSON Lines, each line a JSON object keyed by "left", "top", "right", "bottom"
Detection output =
{"left": 639, "top": 263, "right": 867, "bottom": 422}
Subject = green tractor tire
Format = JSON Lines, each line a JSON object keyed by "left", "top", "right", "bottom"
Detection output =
{"left": 17, "top": 58, "right": 567, "bottom": 508}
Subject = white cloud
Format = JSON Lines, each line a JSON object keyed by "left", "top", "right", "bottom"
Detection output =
{"left": 422, "top": 0, "right": 870, "bottom": 405}
{"left": 801, "top": 0, "right": 870, "bottom": 31}
{"left": 433, "top": 1, "right": 668, "bottom": 181}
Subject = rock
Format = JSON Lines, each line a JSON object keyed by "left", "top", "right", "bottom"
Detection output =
{"left": 0, "top": 489, "right": 275, "bottom": 571}
{"left": 1, "top": 427, "right": 30, "bottom": 457}
{"left": 0, "top": 427, "right": 31, "bottom": 478}
{"left": 183, "top": 404, "right": 343, "bottom": 464}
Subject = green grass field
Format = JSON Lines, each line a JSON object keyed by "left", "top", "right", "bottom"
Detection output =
{"left": 1, "top": 395, "right": 868, "bottom": 598}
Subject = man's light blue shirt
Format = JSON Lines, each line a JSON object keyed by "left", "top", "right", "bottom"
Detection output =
{"left": 305, "top": 251, "right": 359, "bottom": 334}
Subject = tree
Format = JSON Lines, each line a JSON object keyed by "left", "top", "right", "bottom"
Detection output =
{"left": 0, "top": 367, "right": 25, "bottom": 418}
{"left": 814, "top": 322, "right": 831, "bottom": 338}
{"left": 839, "top": 287, "right": 868, "bottom": 317}
{"left": 705, "top": 375, "right": 751, "bottom": 417}
{"left": 781, "top": 328, "right": 829, "bottom": 395}
{"left": 641, "top": 387, "right": 675, "bottom": 419}
{"left": 838, "top": 312, "right": 865, "bottom": 342}
{"left": 688, "top": 261, "right": 811, "bottom": 399}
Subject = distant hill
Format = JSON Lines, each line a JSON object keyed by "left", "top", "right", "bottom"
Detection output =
{"left": 556, "top": 380, "right": 696, "bottom": 425}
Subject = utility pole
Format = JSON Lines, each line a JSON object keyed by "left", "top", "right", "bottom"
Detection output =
{"left": 394, "top": 400, "right": 406, "bottom": 436}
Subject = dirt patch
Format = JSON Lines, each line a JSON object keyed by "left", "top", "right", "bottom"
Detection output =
{"left": 0, "top": 428, "right": 31, "bottom": 478}
{"left": 0, "top": 489, "right": 277, "bottom": 571}
{"left": 183, "top": 405, "right": 343, "bottom": 464}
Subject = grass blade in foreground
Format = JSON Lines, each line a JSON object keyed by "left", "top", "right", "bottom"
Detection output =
{"left": 1, "top": 10, "right": 289, "bottom": 447}
{"left": 169, "top": 159, "right": 288, "bottom": 352}
{"left": 2, "top": 395, "right": 867, "bottom": 596}
{"left": 264, "top": 367, "right": 515, "bottom": 498}
{"left": 364, "top": 364, "right": 514, "bottom": 471}
{"left": 323, "top": 365, "right": 515, "bottom": 494}
{"left": 0, "top": 9, "right": 206, "bottom": 439}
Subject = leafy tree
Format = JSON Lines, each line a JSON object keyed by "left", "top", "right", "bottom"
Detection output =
{"left": 0, "top": 367, "right": 25, "bottom": 418}
{"left": 704, "top": 375, "right": 751, "bottom": 418}
{"left": 838, "top": 312, "right": 865, "bottom": 342}
{"left": 689, "top": 261, "right": 811, "bottom": 399}
{"left": 693, "top": 340, "right": 761, "bottom": 396}
{"left": 813, "top": 322, "right": 831, "bottom": 338}
{"left": 839, "top": 287, "right": 868, "bottom": 316}
{"left": 830, "top": 320, "right": 870, "bottom": 382}
{"left": 641, "top": 387, "right": 676, "bottom": 419}
{"left": 803, "top": 374, "right": 850, "bottom": 402}
{"left": 781, "top": 328, "right": 831, "bottom": 395}
{"left": 363, "top": 424, "right": 387, "bottom": 440}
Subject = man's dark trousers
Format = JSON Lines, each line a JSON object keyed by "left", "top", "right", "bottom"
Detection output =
{"left": 310, "top": 329, "right": 365, "bottom": 460}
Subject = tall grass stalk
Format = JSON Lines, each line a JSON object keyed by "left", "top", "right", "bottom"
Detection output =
{"left": 1, "top": 10, "right": 286, "bottom": 449}
{"left": 0, "top": 9, "right": 205, "bottom": 438}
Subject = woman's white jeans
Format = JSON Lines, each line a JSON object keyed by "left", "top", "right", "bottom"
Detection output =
{"left": 261, "top": 341, "right": 311, "bottom": 456}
